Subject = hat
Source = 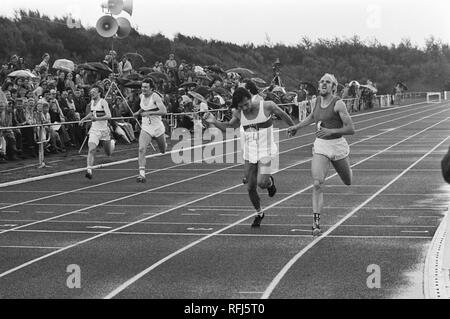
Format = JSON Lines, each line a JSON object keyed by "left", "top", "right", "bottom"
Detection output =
{"left": 50, "top": 89, "right": 57, "bottom": 94}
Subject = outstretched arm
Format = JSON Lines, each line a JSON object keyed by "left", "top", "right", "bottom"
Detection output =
{"left": 267, "top": 101, "right": 295, "bottom": 127}
{"left": 287, "top": 112, "right": 315, "bottom": 136}
{"left": 204, "top": 109, "right": 241, "bottom": 132}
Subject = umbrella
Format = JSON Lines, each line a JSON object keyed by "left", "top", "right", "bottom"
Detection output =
{"left": 205, "top": 65, "right": 225, "bottom": 74}
{"left": 138, "top": 67, "right": 154, "bottom": 73}
{"left": 209, "top": 74, "right": 223, "bottom": 82}
{"left": 209, "top": 87, "right": 230, "bottom": 97}
{"left": 53, "top": 59, "right": 75, "bottom": 73}
{"left": 251, "top": 77, "right": 267, "bottom": 85}
{"left": 396, "top": 82, "right": 408, "bottom": 91}
{"left": 226, "top": 67, "right": 255, "bottom": 78}
{"left": 123, "top": 80, "right": 143, "bottom": 89}
{"left": 78, "top": 62, "right": 112, "bottom": 74}
{"left": 299, "top": 81, "right": 317, "bottom": 95}
{"left": 148, "top": 72, "right": 169, "bottom": 82}
{"left": 195, "top": 74, "right": 212, "bottom": 81}
{"left": 360, "top": 84, "right": 378, "bottom": 93}
{"left": 349, "top": 80, "right": 360, "bottom": 87}
{"left": 7, "top": 70, "right": 37, "bottom": 78}
{"left": 194, "top": 65, "right": 206, "bottom": 75}
{"left": 193, "top": 86, "right": 210, "bottom": 98}
{"left": 180, "top": 81, "right": 198, "bottom": 88}
{"left": 122, "top": 52, "right": 146, "bottom": 63}
{"left": 124, "top": 73, "right": 143, "bottom": 81}
{"left": 188, "top": 91, "right": 207, "bottom": 104}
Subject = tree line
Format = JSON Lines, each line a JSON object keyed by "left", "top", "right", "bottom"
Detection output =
{"left": 1, "top": 10, "right": 450, "bottom": 94}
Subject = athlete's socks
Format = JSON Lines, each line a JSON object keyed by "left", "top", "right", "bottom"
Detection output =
{"left": 87, "top": 167, "right": 93, "bottom": 175}
{"left": 139, "top": 168, "right": 146, "bottom": 177}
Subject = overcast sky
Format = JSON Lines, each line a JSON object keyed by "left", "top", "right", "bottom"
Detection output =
{"left": 1, "top": 0, "right": 449, "bottom": 47}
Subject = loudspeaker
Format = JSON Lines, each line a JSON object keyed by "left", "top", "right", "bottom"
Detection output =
{"left": 101, "top": 0, "right": 124, "bottom": 15}
{"left": 96, "top": 15, "right": 119, "bottom": 38}
{"left": 116, "top": 17, "right": 131, "bottom": 39}
{"left": 123, "top": 0, "right": 133, "bottom": 16}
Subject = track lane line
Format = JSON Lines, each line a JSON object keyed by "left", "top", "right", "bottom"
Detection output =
{"left": 2, "top": 106, "right": 446, "bottom": 235}
{"left": 261, "top": 134, "right": 450, "bottom": 299}
{"left": 0, "top": 102, "right": 446, "bottom": 213}
{"left": 0, "top": 106, "right": 448, "bottom": 291}
{"left": 102, "top": 116, "right": 450, "bottom": 299}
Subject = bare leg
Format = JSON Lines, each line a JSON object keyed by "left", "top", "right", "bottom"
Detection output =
{"left": 245, "top": 161, "right": 260, "bottom": 212}
{"left": 137, "top": 131, "right": 152, "bottom": 181}
{"left": 154, "top": 133, "right": 167, "bottom": 154}
{"left": 331, "top": 157, "right": 352, "bottom": 186}
{"left": 86, "top": 142, "right": 97, "bottom": 179}
{"left": 311, "top": 154, "right": 331, "bottom": 234}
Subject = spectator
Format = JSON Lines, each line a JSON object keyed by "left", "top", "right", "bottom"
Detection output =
{"left": 0, "top": 100, "right": 19, "bottom": 161}
{"left": 65, "top": 73, "right": 76, "bottom": 92}
{"left": 165, "top": 54, "right": 177, "bottom": 71}
{"left": 56, "top": 72, "right": 66, "bottom": 93}
{"left": 38, "top": 53, "right": 50, "bottom": 73}
{"left": 119, "top": 56, "right": 133, "bottom": 77}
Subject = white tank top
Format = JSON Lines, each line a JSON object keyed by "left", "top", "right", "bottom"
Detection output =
{"left": 90, "top": 98, "right": 109, "bottom": 131}
{"left": 140, "top": 93, "right": 163, "bottom": 126}
{"left": 240, "top": 101, "right": 271, "bottom": 127}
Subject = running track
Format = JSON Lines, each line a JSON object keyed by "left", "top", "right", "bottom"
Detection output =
{"left": 0, "top": 100, "right": 449, "bottom": 299}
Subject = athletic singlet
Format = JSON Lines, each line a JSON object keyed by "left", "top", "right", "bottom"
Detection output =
{"left": 90, "top": 98, "right": 109, "bottom": 131}
{"left": 140, "top": 93, "right": 164, "bottom": 127}
{"left": 240, "top": 101, "right": 273, "bottom": 143}
{"left": 313, "top": 96, "right": 343, "bottom": 140}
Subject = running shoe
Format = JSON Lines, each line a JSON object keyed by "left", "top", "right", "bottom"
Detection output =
{"left": 251, "top": 212, "right": 265, "bottom": 227}
{"left": 85, "top": 172, "right": 93, "bottom": 180}
{"left": 242, "top": 177, "right": 248, "bottom": 184}
{"left": 267, "top": 176, "right": 277, "bottom": 197}
{"left": 312, "top": 213, "right": 322, "bottom": 237}
{"left": 136, "top": 175, "right": 146, "bottom": 183}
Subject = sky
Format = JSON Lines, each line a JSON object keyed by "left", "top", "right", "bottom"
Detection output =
{"left": 1, "top": 0, "right": 450, "bottom": 47}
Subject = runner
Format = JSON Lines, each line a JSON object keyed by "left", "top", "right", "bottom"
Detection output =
{"left": 288, "top": 73, "right": 355, "bottom": 236}
{"left": 134, "top": 78, "right": 168, "bottom": 183}
{"left": 79, "top": 85, "right": 115, "bottom": 180}
{"left": 205, "top": 87, "right": 295, "bottom": 227}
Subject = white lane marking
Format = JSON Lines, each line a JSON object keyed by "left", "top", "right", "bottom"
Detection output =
{"left": 86, "top": 226, "right": 113, "bottom": 230}
{"left": 219, "top": 214, "right": 240, "bottom": 217}
{"left": 106, "top": 213, "right": 126, "bottom": 215}
{"left": 377, "top": 216, "right": 399, "bottom": 218}
{"left": 9, "top": 229, "right": 434, "bottom": 239}
{"left": 0, "top": 224, "right": 18, "bottom": 227}
{"left": 0, "top": 245, "right": 62, "bottom": 249}
{"left": 182, "top": 213, "right": 201, "bottom": 216}
{"left": 0, "top": 107, "right": 447, "bottom": 292}
{"left": 2, "top": 211, "right": 20, "bottom": 213}
{"left": 36, "top": 211, "right": 55, "bottom": 214}
{"left": 104, "top": 114, "right": 450, "bottom": 299}
{"left": 291, "top": 229, "right": 310, "bottom": 232}
{"left": 418, "top": 216, "right": 440, "bottom": 218}
{"left": 189, "top": 208, "right": 253, "bottom": 212}
{"left": 187, "top": 227, "right": 214, "bottom": 231}
{"left": 401, "top": 230, "right": 430, "bottom": 234}
{"left": 261, "top": 128, "right": 450, "bottom": 299}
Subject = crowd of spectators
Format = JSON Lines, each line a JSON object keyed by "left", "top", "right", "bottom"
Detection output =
{"left": 0, "top": 50, "right": 390, "bottom": 164}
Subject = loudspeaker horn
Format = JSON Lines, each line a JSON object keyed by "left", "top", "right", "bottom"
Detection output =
{"left": 96, "top": 15, "right": 119, "bottom": 38}
{"left": 116, "top": 17, "right": 131, "bottom": 39}
{"left": 123, "top": 0, "right": 133, "bottom": 16}
{"left": 101, "top": 0, "right": 124, "bottom": 15}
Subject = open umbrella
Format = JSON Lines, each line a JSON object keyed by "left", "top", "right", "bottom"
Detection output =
{"left": 148, "top": 72, "right": 169, "bottom": 82}
{"left": 53, "top": 59, "right": 75, "bottom": 73}
{"left": 349, "top": 80, "right": 360, "bottom": 87}
{"left": 251, "top": 77, "right": 267, "bottom": 85}
{"left": 122, "top": 52, "right": 146, "bottom": 63}
{"left": 188, "top": 91, "right": 207, "bottom": 104}
{"left": 396, "top": 82, "right": 408, "bottom": 91}
{"left": 78, "top": 62, "right": 112, "bottom": 74}
{"left": 226, "top": 67, "right": 255, "bottom": 78}
{"left": 209, "top": 87, "right": 230, "bottom": 97}
{"left": 360, "top": 84, "right": 378, "bottom": 93}
{"left": 193, "top": 86, "right": 210, "bottom": 98}
{"left": 205, "top": 65, "right": 225, "bottom": 74}
{"left": 7, "top": 70, "right": 37, "bottom": 78}
{"left": 180, "top": 81, "right": 198, "bottom": 88}
{"left": 138, "top": 67, "right": 154, "bottom": 74}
